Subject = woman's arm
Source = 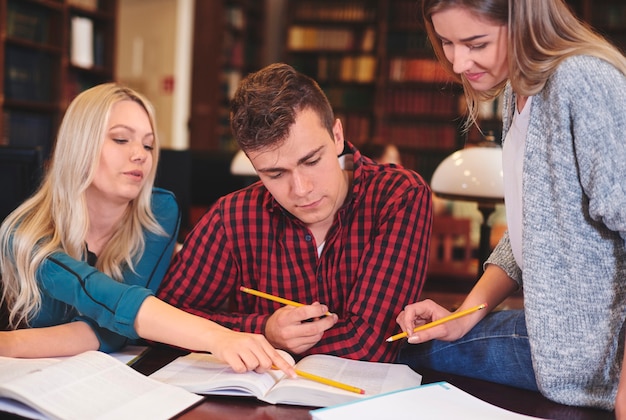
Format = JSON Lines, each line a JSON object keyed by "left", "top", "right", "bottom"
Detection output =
{"left": 134, "top": 296, "right": 295, "bottom": 375}
{"left": 0, "top": 321, "right": 98, "bottom": 358}
{"left": 0, "top": 298, "right": 295, "bottom": 377}
{"left": 397, "top": 264, "right": 518, "bottom": 344}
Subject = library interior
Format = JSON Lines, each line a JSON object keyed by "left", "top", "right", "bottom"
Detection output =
{"left": 4, "top": 0, "right": 624, "bottom": 307}
{"left": 0, "top": 1, "right": 624, "bottom": 419}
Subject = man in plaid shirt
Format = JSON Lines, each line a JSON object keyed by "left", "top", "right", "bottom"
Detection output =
{"left": 158, "top": 63, "right": 432, "bottom": 363}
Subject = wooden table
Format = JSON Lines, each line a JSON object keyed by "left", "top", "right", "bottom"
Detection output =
{"left": 131, "top": 345, "right": 615, "bottom": 420}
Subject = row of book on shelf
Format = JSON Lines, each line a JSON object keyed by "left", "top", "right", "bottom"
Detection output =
{"left": 6, "top": 0, "right": 52, "bottom": 45}
{"left": 5, "top": 27, "right": 104, "bottom": 106}
{"left": 6, "top": 0, "right": 106, "bottom": 70}
{"left": 383, "top": 88, "right": 459, "bottom": 117}
{"left": 324, "top": 86, "right": 374, "bottom": 111}
{"left": 222, "top": 31, "right": 246, "bottom": 68}
{"left": 1, "top": 111, "right": 53, "bottom": 156}
{"left": 291, "top": 2, "right": 377, "bottom": 22}
{"left": 4, "top": 46, "right": 54, "bottom": 103}
{"left": 388, "top": 58, "right": 455, "bottom": 83}
{"left": 290, "top": 55, "right": 377, "bottom": 84}
{"left": 287, "top": 26, "right": 376, "bottom": 52}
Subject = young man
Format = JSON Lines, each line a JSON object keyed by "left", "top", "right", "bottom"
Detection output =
{"left": 157, "top": 63, "right": 432, "bottom": 363}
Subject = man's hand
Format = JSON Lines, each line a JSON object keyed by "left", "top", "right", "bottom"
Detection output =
{"left": 264, "top": 302, "right": 338, "bottom": 354}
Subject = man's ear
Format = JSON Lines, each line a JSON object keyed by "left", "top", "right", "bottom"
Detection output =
{"left": 332, "top": 118, "right": 345, "bottom": 156}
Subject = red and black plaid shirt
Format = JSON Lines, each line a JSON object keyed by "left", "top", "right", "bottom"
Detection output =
{"left": 158, "top": 144, "right": 432, "bottom": 362}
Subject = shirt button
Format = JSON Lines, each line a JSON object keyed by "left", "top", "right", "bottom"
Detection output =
{"left": 305, "top": 234, "right": 312, "bottom": 242}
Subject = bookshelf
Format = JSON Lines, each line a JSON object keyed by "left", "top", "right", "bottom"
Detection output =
{"left": 0, "top": 0, "right": 117, "bottom": 159}
{"left": 566, "top": 0, "right": 626, "bottom": 52}
{"left": 282, "top": 0, "right": 464, "bottom": 181}
{"left": 188, "top": 0, "right": 266, "bottom": 152}
{"left": 374, "top": 0, "right": 464, "bottom": 181}
{"left": 284, "top": 0, "right": 381, "bottom": 146}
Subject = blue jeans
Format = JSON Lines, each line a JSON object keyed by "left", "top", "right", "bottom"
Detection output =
{"left": 396, "top": 309, "right": 538, "bottom": 391}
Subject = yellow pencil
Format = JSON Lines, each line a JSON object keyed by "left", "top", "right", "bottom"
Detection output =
{"left": 240, "top": 286, "right": 332, "bottom": 316}
{"left": 126, "top": 347, "right": 150, "bottom": 366}
{"left": 386, "top": 303, "right": 488, "bottom": 342}
{"left": 295, "top": 369, "right": 365, "bottom": 395}
{"left": 273, "top": 365, "right": 365, "bottom": 395}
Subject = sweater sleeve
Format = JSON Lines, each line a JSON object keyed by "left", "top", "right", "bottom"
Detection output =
{"left": 564, "top": 57, "right": 626, "bottom": 241}
{"left": 39, "top": 253, "right": 153, "bottom": 339}
{"left": 486, "top": 230, "right": 522, "bottom": 286}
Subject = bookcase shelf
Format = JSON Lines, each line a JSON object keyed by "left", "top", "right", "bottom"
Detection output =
{"left": 376, "top": 1, "right": 466, "bottom": 181}
{"left": 282, "top": 0, "right": 464, "bottom": 180}
{"left": 0, "top": 0, "right": 117, "bottom": 157}
{"left": 188, "top": 0, "right": 265, "bottom": 152}
{"left": 284, "top": 0, "right": 380, "bottom": 147}
{"left": 566, "top": 0, "right": 626, "bottom": 52}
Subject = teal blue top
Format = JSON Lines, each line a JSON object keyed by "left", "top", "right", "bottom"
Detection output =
{"left": 31, "top": 188, "right": 180, "bottom": 352}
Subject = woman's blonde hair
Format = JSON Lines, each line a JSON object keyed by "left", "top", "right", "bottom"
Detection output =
{"left": 422, "top": 0, "right": 626, "bottom": 129}
{"left": 0, "top": 83, "right": 163, "bottom": 328}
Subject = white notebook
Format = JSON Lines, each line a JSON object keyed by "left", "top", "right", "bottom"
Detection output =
{"left": 310, "top": 381, "right": 546, "bottom": 420}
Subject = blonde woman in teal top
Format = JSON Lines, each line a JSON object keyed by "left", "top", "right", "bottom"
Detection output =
{"left": 0, "top": 83, "right": 294, "bottom": 377}
{"left": 31, "top": 187, "right": 179, "bottom": 352}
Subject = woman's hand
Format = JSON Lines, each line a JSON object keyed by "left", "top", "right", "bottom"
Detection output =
{"left": 135, "top": 297, "right": 296, "bottom": 378}
{"left": 615, "top": 348, "right": 626, "bottom": 419}
{"left": 396, "top": 299, "right": 478, "bottom": 344}
{"left": 207, "top": 328, "right": 296, "bottom": 378}
{"left": 397, "top": 265, "right": 516, "bottom": 345}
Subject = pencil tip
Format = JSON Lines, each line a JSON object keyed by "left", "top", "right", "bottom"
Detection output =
{"left": 385, "top": 338, "right": 392, "bottom": 342}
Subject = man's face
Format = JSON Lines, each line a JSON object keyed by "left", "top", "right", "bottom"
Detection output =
{"left": 247, "top": 108, "right": 348, "bottom": 232}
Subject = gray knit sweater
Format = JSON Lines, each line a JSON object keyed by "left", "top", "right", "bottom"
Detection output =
{"left": 486, "top": 55, "right": 626, "bottom": 410}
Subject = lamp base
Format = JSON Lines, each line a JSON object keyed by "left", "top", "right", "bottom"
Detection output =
{"left": 477, "top": 203, "right": 496, "bottom": 278}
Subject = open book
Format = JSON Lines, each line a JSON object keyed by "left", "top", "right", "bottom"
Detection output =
{"left": 0, "top": 350, "right": 203, "bottom": 420}
{"left": 149, "top": 351, "right": 422, "bottom": 407}
{"left": 310, "top": 381, "right": 545, "bottom": 420}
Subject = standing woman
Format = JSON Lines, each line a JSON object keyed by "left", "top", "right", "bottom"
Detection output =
{"left": 395, "top": 0, "right": 626, "bottom": 414}
{"left": 0, "top": 83, "right": 294, "bottom": 376}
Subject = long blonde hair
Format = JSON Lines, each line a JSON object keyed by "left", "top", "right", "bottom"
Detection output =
{"left": 422, "top": 0, "right": 626, "bottom": 128}
{"left": 0, "top": 83, "right": 164, "bottom": 328}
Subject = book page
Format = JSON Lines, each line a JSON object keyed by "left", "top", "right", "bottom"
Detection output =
{"left": 0, "top": 351, "right": 202, "bottom": 420}
{"left": 310, "top": 382, "right": 546, "bottom": 420}
{"left": 149, "top": 350, "right": 294, "bottom": 398}
{"left": 0, "top": 357, "right": 59, "bottom": 383}
{"left": 263, "top": 354, "right": 422, "bottom": 407}
{"left": 0, "top": 356, "right": 61, "bottom": 420}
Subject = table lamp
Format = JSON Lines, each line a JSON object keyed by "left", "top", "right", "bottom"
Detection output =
{"left": 230, "top": 149, "right": 257, "bottom": 176}
{"left": 430, "top": 143, "right": 504, "bottom": 277}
